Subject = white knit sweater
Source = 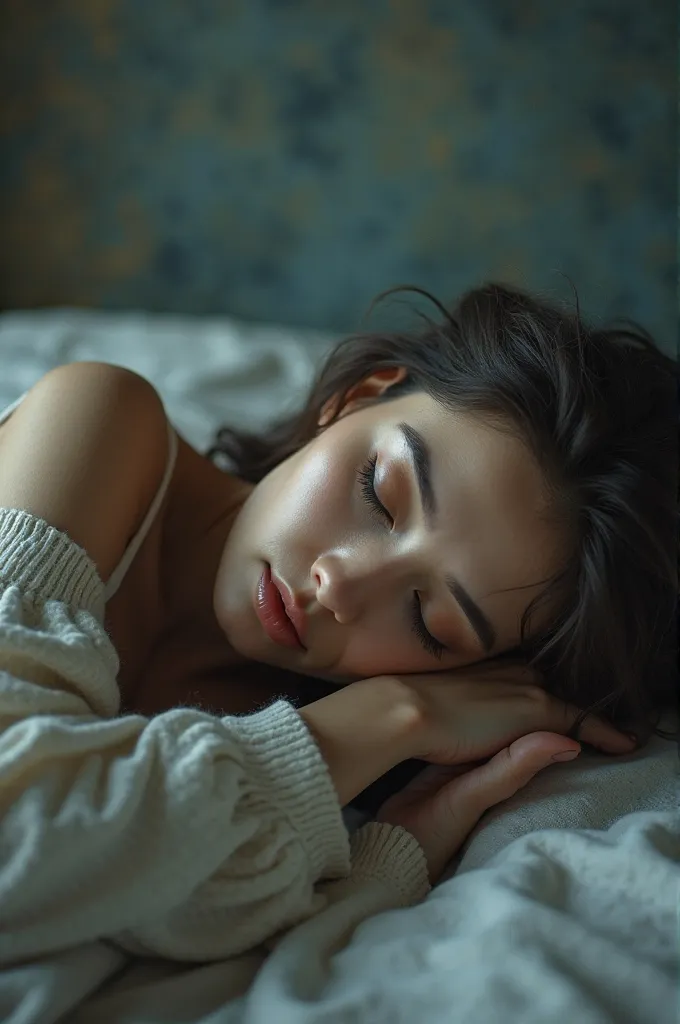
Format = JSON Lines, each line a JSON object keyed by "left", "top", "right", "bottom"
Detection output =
{"left": 0, "top": 508, "right": 429, "bottom": 966}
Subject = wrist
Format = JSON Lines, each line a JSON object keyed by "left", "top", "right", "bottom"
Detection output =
{"left": 368, "top": 675, "right": 425, "bottom": 760}
{"left": 299, "top": 675, "right": 422, "bottom": 807}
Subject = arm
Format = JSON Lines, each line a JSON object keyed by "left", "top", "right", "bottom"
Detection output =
{"left": 298, "top": 677, "right": 421, "bottom": 807}
{"left": 0, "top": 360, "right": 422, "bottom": 798}
{"left": 257, "top": 823, "right": 430, "bottom": 983}
{"left": 0, "top": 361, "right": 170, "bottom": 583}
{"left": 0, "top": 368, "right": 425, "bottom": 963}
{"left": 250, "top": 739, "right": 590, "bottom": 1011}
{"left": 0, "top": 517, "right": 424, "bottom": 965}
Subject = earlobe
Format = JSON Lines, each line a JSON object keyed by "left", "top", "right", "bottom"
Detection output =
{"left": 318, "top": 367, "right": 408, "bottom": 427}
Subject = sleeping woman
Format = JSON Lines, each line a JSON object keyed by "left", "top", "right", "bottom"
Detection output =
{"left": 0, "top": 283, "right": 675, "bottom": 965}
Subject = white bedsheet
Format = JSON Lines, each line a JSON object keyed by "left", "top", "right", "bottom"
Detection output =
{"left": 0, "top": 309, "right": 677, "bottom": 1024}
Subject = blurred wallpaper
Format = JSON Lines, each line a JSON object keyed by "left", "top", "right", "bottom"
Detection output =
{"left": 0, "top": 1, "right": 676, "bottom": 352}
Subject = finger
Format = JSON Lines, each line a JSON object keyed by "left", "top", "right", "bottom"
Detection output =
{"left": 537, "top": 696, "right": 636, "bottom": 754}
{"left": 378, "top": 764, "right": 477, "bottom": 812}
{"left": 401, "top": 761, "right": 488, "bottom": 794}
{"left": 431, "top": 732, "right": 580, "bottom": 839}
{"left": 377, "top": 761, "right": 492, "bottom": 822}
{"left": 563, "top": 711, "right": 636, "bottom": 754}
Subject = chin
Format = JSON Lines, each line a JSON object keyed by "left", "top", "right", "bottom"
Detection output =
{"left": 214, "top": 607, "right": 258, "bottom": 662}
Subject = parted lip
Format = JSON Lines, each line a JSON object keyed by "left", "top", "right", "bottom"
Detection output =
{"left": 271, "top": 572, "right": 308, "bottom": 649}
{"left": 254, "top": 564, "right": 304, "bottom": 651}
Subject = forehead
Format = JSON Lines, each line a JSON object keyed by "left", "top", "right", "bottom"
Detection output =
{"left": 374, "top": 393, "right": 563, "bottom": 642}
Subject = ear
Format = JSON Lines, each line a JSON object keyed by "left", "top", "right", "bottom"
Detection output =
{"left": 318, "top": 367, "right": 408, "bottom": 427}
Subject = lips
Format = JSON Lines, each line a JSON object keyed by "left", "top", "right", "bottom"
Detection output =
{"left": 255, "top": 564, "right": 306, "bottom": 650}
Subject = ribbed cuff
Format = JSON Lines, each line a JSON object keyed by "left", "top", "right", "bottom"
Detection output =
{"left": 0, "top": 509, "right": 105, "bottom": 619}
{"left": 349, "top": 822, "right": 431, "bottom": 906}
{"left": 231, "top": 700, "right": 352, "bottom": 881}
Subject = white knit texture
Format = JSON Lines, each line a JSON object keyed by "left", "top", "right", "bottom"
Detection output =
{"left": 0, "top": 508, "right": 429, "bottom": 966}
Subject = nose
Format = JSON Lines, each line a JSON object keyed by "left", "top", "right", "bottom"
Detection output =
{"left": 311, "top": 547, "right": 417, "bottom": 625}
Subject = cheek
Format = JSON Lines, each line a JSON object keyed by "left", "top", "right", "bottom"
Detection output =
{"left": 333, "top": 625, "right": 440, "bottom": 679}
{"left": 272, "top": 443, "right": 353, "bottom": 541}
{"left": 336, "top": 637, "right": 478, "bottom": 680}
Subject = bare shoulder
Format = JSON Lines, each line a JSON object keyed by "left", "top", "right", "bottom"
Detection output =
{"left": 0, "top": 361, "right": 170, "bottom": 584}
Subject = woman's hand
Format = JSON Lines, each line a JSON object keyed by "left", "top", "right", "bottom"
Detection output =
{"left": 377, "top": 731, "right": 582, "bottom": 883}
{"left": 299, "top": 660, "right": 636, "bottom": 809}
{"left": 386, "top": 657, "right": 636, "bottom": 766}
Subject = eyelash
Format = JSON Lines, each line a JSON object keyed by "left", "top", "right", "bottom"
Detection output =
{"left": 358, "top": 455, "right": 392, "bottom": 525}
{"left": 357, "top": 455, "right": 446, "bottom": 661}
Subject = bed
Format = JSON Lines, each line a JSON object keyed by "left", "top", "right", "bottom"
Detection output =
{"left": 0, "top": 308, "right": 677, "bottom": 1024}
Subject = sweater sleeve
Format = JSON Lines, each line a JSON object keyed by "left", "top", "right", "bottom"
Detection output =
{"left": 254, "top": 823, "right": 430, "bottom": 1009}
{"left": 0, "top": 508, "right": 430, "bottom": 967}
{"left": 0, "top": 509, "right": 431, "bottom": 965}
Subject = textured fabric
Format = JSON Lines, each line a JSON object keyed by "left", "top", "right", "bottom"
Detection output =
{"left": 232, "top": 808, "right": 679, "bottom": 1024}
{"left": 0, "top": 508, "right": 429, "bottom": 968}
{"left": 2, "top": 808, "right": 677, "bottom": 1023}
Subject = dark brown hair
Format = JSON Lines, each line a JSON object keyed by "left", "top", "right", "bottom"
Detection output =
{"left": 207, "top": 283, "right": 678, "bottom": 745}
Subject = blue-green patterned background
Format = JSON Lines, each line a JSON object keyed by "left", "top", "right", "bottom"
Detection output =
{"left": 0, "top": 1, "right": 676, "bottom": 351}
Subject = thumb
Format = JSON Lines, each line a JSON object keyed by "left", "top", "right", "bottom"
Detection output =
{"left": 433, "top": 731, "right": 581, "bottom": 836}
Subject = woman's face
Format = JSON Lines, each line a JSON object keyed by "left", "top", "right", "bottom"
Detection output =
{"left": 214, "top": 375, "right": 565, "bottom": 683}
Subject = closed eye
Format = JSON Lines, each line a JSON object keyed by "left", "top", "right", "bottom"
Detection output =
{"left": 358, "top": 455, "right": 393, "bottom": 526}
{"left": 357, "top": 455, "right": 447, "bottom": 660}
{"left": 411, "top": 592, "right": 446, "bottom": 660}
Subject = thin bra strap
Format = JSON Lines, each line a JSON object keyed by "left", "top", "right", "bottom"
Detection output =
{"left": 104, "top": 421, "right": 179, "bottom": 601}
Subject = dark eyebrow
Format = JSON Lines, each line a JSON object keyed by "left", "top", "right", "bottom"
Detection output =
{"left": 397, "top": 421, "right": 496, "bottom": 655}
{"left": 445, "top": 576, "right": 496, "bottom": 655}
{"left": 397, "top": 422, "right": 437, "bottom": 525}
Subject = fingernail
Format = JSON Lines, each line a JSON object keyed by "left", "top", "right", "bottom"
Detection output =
{"left": 551, "top": 749, "right": 580, "bottom": 762}
{"left": 624, "top": 732, "right": 638, "bottom": 746}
